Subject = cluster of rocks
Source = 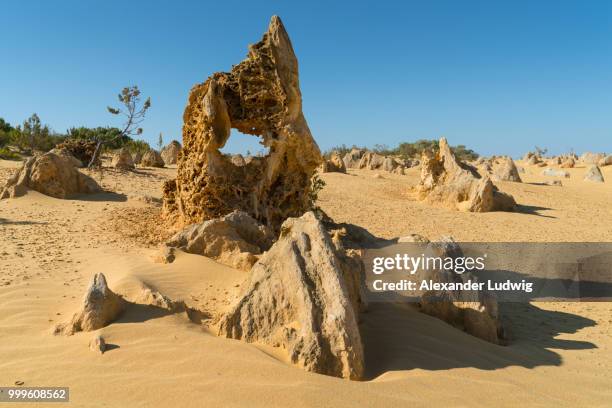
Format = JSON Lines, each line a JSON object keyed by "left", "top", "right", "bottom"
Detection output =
{"left": 157, "top": 17, "right": 506, "bottom": 380}
{"left": 414, "top": 138, "right": 516, "bottom": 212}
{"left": 319, "top": 152, "right": 347, "bottom": 173}
{"left": 335, "top": 148, "right": 418, "bottom": 175}
{"left": 522, "top": 150, "right": 607, "bottom": 183}
{"left": 50, "top": 16, "right": 507, "bottom": 381}
{"left": 0, "top": 151, "right": 101, "bottom": 199}
{"left": 109, "top": 141, "right": 182, "bottom": 170}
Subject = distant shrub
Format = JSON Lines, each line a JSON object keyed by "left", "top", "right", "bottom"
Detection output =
{"left": 66, "top": 126, "right": 126, "bottom": 150}
{"left": 0, "top": 147, "right": 21, "bottom": 160}
{"left": 322, "top": 144, "right": 364, "bottom": 159}
{"left": 323, "top": 138, "right": 479, "bottom": 161}
{"left": 124, "top": 139, "right": 151, "bottom": 155}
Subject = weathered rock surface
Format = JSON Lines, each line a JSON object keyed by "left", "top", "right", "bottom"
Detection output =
{"left": 584, "top": 165, "right": 604, "bottom": 183}
{"left": 358, "top": 152, "right": 385, "bottom": 170}
{"left": 599, "top": 155, "right": 612, "bottom": 167}
{"left": 321, "top": 152, "right": 346, "bottom": 173}
{"left": 55, "top": 139, "right": 98, "bottom": 166}
{"left": 165, "top": 210, "right": 274, "bottom": 271}
{"left": 153, "top": 245, "right": 176, "bottom": 264}
{"left": 523, "top": 151, "right": 542, "bottom": 165}
{"left": 111, "top": 147, "right": 135, "bottom": 170}
{"left": 477, "top": 157, "right": 522, "bottom": 182}
{"left": 560, "top": 157, "right": 576, "bottom": 168}
{"left": 219, "top": 212, "right": 364, "bottom": 379}
{"left": 342, "top": 148, "right": 365, "bottom": 169}
{"left": 89, "top": 335, "right": 106, "bottom": 354}
{"left": 382, "top": 157, "right": 398, "bottom": 172}
{"left": 140, "top": 150, "right": 165, "bottom": 167}
{"left": 414, "top": 138, "right": 516, "bottom": 212}
{"left": 54, "top": 273, "right": 125, "bottom": 335}
{"left": 49, "top": 147, "right": 83, "bottom": 168}
{"left": 162, "top": 16, "right": 321, "bottom": 231}
{"left": 581, "top": 152, "right": 605, "bottom": 165}
{"left": 160, "top": 140, "right": 182, "bottom": 165}
{"left": 230, "top": 154, "right": 247, "bottom": 167}
{"left": 543, "top": 168, "right": 570, "bottom": 178}
{"left": 415, "top": 237, "right": 505, "bottom": 344}
{"left": 492, "top": 157, "right": 522, "bottom": 182}
{"left": 0, "top": 152, "right": 101, "bottom": 199}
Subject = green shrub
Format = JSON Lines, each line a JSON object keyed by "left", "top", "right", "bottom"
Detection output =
{"left": 0, "top": 147, "right": 21, "bottom": 160}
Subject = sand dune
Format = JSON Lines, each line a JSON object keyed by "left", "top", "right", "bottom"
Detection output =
{"left": 0, "top": 159, "right": 610, "bottom": 407}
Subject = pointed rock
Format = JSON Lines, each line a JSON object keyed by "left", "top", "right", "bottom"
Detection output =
{"left": 584, "top": 165, "right": 604, "bottom": 183}
{"left": 219, "top": 212, "right": 364, "bottom": 379}
{"left": 415, "top": 138, "right": 515, "bottom": 212}
{"left": 54, "top": 273, "right": 125, "bottom": 335}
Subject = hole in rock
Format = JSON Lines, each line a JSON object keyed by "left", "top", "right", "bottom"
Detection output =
{"left": 220, "top": 129, "right": 270, "bottom": 161}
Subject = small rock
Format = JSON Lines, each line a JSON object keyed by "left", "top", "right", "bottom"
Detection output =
{"left": 542, "top": 168, "right": 570, "bottom": 178}
{"left": 89, "top": 335, "right": 106, "bottom": 354}
{"left": 584, "top": 165, "right": 604, "bottom": 183}
{"left": 154, "top": 245, "right": 176, "bottom": 264}
{"left": 140, "top": 150, "right": 165, "bottom": 167}
{"left": 398, "top": 234, "right": 430, "bottom": 243}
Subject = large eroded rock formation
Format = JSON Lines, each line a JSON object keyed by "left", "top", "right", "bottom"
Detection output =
{"left": 219, "top": 212, "right": 364, "bottom": 379}
{"left": 415, "top": 138, "right": 516, "bottom": 212}
{"left": 0, "top": 152, "right": 101, "bottom": 199}
{"left": 163, "top": 16, "right": 321, "bottom": 231}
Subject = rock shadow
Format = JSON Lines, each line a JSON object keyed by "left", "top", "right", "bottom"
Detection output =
{"left": 0, "top": 218, "right": 48, "bottom": 225}
{"left": 72, "top": 192, "right": 127, "bottom": 202}
{"left": 360, "top": 301, "right": 596, "bottom": 380}
{"left": 515, "top": 204, "right": 556, "bottom": 218}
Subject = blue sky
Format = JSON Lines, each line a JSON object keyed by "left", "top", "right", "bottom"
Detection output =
{"left": 1, "top": 0, "right": 611, "bottom": 157}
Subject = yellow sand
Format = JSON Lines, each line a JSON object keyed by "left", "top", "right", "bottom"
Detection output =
{"left": 0, "top": 159, "right": 610, "bottom": 407}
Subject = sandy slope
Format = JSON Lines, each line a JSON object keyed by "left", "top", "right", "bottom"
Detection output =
{"left": 0, "top": 159, "right": 610, "bottom": 407}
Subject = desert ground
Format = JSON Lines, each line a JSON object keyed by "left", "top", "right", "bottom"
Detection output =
{"left": 0, "top": 158, "right": 610, "bottom": 407}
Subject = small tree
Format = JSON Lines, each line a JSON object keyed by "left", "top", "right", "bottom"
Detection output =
{"left": 0, "top": 118, "right": 13, "bottom": 147}
{"left": 157, "top": 132, "right": 163, "bottom": 150}
{"left": 89, "top": 86, "right": 151, "bottom": 167}
{"left": 20, "top": 113, "right": 51, "bottom": 152}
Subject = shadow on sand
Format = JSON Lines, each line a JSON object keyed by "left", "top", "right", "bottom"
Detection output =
{"left": 360, "top": 301, "right": 596, "bottom": 380}
{"left": 72, "top": 192, "right": 128, "bottom": 202}
{"left": 0, "top": 217, "right": 48, "bottom": 225}
{"left": 515, "top": 204, "right": 556, "bottom": 218}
